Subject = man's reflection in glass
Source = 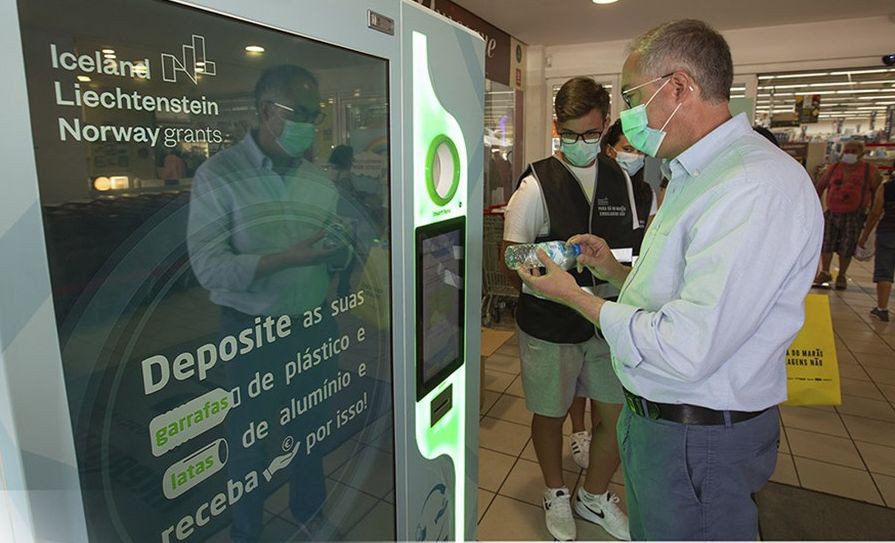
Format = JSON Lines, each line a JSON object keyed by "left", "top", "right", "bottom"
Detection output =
{"left": 187, "top": 65, "right": 347, "bottom": 542}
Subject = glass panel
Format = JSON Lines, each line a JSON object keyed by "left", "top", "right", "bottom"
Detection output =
{"left": 17, "top": 0, "right": 394, "bottom": 541}
{"left": 484, "top": 80, "right": 515, "bottom": 206}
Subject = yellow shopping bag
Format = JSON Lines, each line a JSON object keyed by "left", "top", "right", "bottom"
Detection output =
{"left": 783, "top": 293, "right": 842, "bottom": 406}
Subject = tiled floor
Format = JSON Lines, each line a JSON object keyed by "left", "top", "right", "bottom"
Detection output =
{"left": 477, "top": 259, "right": 895, "bottom": 540}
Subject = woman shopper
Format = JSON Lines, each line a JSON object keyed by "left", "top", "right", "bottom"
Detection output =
{"left": 814, "top": 140, "right": 882, "bottom": 289}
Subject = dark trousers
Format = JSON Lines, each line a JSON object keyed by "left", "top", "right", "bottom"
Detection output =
{"left": 221, "top": 306, "right": 333, "bottom": 543}
{"left": 617, "top": 404, "right": 779, "bottom": 540}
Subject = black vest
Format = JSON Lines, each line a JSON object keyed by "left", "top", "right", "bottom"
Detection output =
{"left": 630, "top": 171, "right": 654, "bottom": 256}
{"left": 515, "top": 155, "right": 636, "bottom": 344}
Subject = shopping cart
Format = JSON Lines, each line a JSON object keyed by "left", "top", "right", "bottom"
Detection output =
{"left": 482, "top": 206, "right": 519, "bottom": 326}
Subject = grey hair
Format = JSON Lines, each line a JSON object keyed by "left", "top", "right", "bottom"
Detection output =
{"left": 628, "top": 19, "right": 733, "bottom": 104}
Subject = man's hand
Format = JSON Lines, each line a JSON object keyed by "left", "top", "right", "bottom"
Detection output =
{"left": 256, "top": 230, "right": 346, "bottom": 280}
{"left": 858, "top": 235, "right": 868, "bottom": 250}
{"left": 517, "top": 249, "right": 581, "bottom": 304}
{"left": 285, "top": 230, "right": 345, "bottom": 267}
{"left": 518, "top": 248, "right": 607, "bottom": 326}
{"left": 568, "top": 234, "right": 629, "bottom": 286}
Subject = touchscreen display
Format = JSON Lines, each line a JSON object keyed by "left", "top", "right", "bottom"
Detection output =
{"left": 416, "top": 218, "right": 465, "bottom": 399}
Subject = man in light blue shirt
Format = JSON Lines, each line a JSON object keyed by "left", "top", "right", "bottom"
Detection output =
{"left": 187, "top": 70, "right": 343, "bottom": 318}
{"left": 519, "top": 20, "right": 823, "bottom": 540}
{"left": 187, "top": 65, "right": 346, "bottom": 542}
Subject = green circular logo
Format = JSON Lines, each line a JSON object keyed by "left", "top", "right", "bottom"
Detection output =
{"left": 425, "top": 135, "right": 460, "bottom": 207}
{"left": 516, "top": 45, "right": 522, "bottom": 63}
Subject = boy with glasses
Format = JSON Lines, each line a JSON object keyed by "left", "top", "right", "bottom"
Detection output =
{"left": 500, "top": 77, "right": 635, "bottom": 541}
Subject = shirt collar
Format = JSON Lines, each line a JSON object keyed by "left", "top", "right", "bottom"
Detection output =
{"left": 240, "top": 131, "right": 272, "bottom": 169}
{"left": 667, "top": 113, "right": 751, "bottom": 179}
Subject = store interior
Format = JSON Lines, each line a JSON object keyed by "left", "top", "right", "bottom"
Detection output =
{"left": 469, "top": 0, "right": 895, "bottom": 540}
{"left": 3, "top": 0, "right": 895, "bottom": 541}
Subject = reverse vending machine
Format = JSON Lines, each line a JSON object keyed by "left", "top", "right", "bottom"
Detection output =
{"left": 0, "top": 0, "right": 483, "bottom": 541}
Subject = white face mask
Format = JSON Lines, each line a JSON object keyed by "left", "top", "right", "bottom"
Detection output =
{"left": 841, "top": 153, "right": 858, "bottom": 165}
{"left": 615, "top": 151, "right": 645, "bottom": 176}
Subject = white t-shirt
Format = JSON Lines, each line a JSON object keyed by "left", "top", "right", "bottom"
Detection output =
{"left": 503, "top": 160, "right": 596, "bottom": 297}
{"left": 503, "top": 158, "right": 657, "bottom": 298}
{"left": 503, "top": 161, "right": 596, "bottom": 244}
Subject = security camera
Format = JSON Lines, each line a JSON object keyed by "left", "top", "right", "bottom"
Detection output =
{"left": 884, "top": 53, "right": 895, "bottom": 66}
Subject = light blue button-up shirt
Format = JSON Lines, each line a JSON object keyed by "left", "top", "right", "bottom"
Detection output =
{"left": 599, "top": 114, "right": 824, "bottom": 411}
{"left": 187, "top": 132, "right": 338, "bottom": 316}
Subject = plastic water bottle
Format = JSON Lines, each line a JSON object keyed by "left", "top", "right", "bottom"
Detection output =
{"left": 504, "top": 241, "right": 581, "bottom": 270}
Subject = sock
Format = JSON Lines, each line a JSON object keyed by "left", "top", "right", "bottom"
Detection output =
{"left": 579, "top": 487, "right": 604, "bottom": 502}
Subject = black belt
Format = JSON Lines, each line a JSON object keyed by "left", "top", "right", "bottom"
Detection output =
{"left": 623, "top": 388, "right": 767, "bottom": 426}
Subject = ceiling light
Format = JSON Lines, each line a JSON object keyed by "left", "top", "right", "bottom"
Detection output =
{"left": 110, "top": 176, "right": 129, "bottom": 190}
{"left": 763, "top": 89, "right": 883, "bottom": 97}
{"left": 758, "top": 72, "right": 830, "bottom": 80}
{"left": 758, "top": 82, "right": 855, "bottom": 90}
{"left": 835, "top": 89, "right": 881, "bottom": 94}
{"left": 592, "top": 0, "right": 619, "bottom": 4}
{"left": 101, "top": 48, "right": 115, "bottom": 54}
{"left": 104, "top": 53, "right": 116, "bottom": 59}
{"left": 829, "top": 68, "right": 895, "bottom": 76}
{"left": 77, "top": 75, "right": 91, "bottom": 82}
{"left": 93, "top": 177, "right": 111, "bottom": 191}
{"left": 245, "top": 45, "right": 265, "bottom": 53}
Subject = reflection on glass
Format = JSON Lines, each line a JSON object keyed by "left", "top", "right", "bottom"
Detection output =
{"left": 18, "top": 0, "right": 395, "bottom": 541}
{"left": 484, "top": 81, "right": 515, "bottom": 207}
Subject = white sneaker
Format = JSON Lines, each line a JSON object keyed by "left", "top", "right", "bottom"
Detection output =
{"left": 574, "top": 487, "right": 630, "bottom": 541}
{"left": 543, "top": 487, "right": 576, "bottom": 541}
{"left": 569, "top": 431, "right": 591, "bottom": 469}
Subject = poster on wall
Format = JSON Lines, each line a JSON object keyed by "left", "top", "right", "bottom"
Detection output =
{"left": 771, "top": 111, "right": 800, "bottom": 128}
{"left": 885, "top": 105, "right": 894, "bottom": 141}
{"left": 16, "top": 0, "right": 395, "bottom": 541}
{"left": 795, "top": 94, "right": 821, "bottom": 124}
{"left": 510, "top": 38, "right": 526, "bottom": 91}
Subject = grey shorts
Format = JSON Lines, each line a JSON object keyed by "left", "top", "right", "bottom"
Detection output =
{"left": 517, "top": 327, "right": 624, "bottom": 418}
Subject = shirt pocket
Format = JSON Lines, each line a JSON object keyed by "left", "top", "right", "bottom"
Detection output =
{"left": 627, "top": 230, "right": 683, "bottom": 303}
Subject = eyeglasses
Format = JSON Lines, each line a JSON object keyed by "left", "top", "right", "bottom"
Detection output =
{"left": 559, "top": 130, "right": 603, "bottom": 144}
{"left": 272, "top": 101, "right": 327, "bottom": 126}
{"left": 621, "top": 72, "right": 674, "bottom": 109}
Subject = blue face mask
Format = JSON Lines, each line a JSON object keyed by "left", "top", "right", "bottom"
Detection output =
{"left": 615, "top": 151, "right": 645, "bottom": 176}
{"left": 619, "top": 77, "right": 685, "bottom": 158}
{"left": 269, "top": 102, "right": 316, "bottom": 157}
{"left": 276, "top": 119, "right": 315, "bottom": 158}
